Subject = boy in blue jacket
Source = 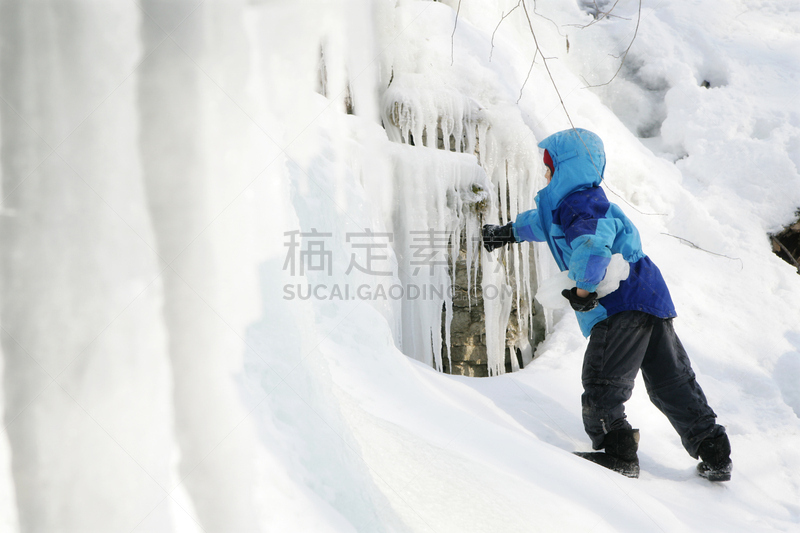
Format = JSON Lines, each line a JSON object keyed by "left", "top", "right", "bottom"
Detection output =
{"left": 483, "top": 128, "right": 732, "bottom": 480}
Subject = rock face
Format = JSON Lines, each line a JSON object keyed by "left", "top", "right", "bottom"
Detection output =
{"left": 444, "top": 244, "right": 489, "bottom": 377}
{"left": 443, "top": 238, "right": 545, "bottom": 377}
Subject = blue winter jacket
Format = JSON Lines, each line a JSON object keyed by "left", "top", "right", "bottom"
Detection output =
{"left": 513, "top": 129, "right": 676, "bottom": 336}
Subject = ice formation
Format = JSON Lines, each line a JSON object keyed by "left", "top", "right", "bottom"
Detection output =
{"left": 385, "top": 143, "right": 490, "bottom": 371}
{"left": 379, "top": 1, "right": 548, "bottom": 375}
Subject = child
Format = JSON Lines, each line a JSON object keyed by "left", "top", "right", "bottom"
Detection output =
{"left": 483, "top": 128, "right": 732, "bottom": 481}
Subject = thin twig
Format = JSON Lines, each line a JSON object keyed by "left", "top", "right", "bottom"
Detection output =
{"left": 517, "top": 50, "right": 538, "bottom": 103}
{"left": 490, "top": 1, "right": 522, "bottom": 62}
{"left": 565, "top": 0, "right": 625, "bottom": 29}
{"left": 520, "top": 0, "right": 615, "bottom": 191}
{"left": 582, "top": 0, "right": 642, "bottom": 88}
{"left": 604, "top": 183, "right": 668, "bottom": 217}
{"left": 531, "top": 0, "right": 565, "bottom": 37}
{"left": 451, "top": 0, "right": 464, "bottom": 66}
{"left": 662, "top": 233, "right": 744, "bottom": 269}
{"left": 520, "top": 0, "right": 576, "bottom": 131}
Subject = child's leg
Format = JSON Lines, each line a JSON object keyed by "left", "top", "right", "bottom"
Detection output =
{"left": 581, "top": 311, "right": 652, "bottom": 449}
{"left": 639, "top": 318, "right": 723, "bottom": 457}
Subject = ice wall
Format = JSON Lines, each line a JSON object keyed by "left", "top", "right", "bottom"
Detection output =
{"left": 138, "top": 1, "right": 270, "bottom": 529}
{"left": 386, "top": 143, "right": 490, "bottom": 370}
{"left": 0, "top": 2, "right": 173, "bottom": 531}
{"left": 0, "top": 0, "right": 553, "bottom": 529}
{"left": 0, "top": 1, "right": 360, "bottom": 531}
{"left": 379, "top": 1, "right": 545, "bottom": 374}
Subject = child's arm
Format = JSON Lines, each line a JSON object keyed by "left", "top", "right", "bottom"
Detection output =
{"left": 513, "top": 209, "right": 546, "bottom": 242}
{"left": 561, "top": 197, "right": 617, "bottom": 293}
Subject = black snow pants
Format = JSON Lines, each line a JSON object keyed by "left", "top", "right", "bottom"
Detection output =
{"left": 582, "top": 310, "right": 724, "bottom": 458}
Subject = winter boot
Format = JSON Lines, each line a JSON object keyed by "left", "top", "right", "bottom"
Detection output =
{"left": 574, "top": 429, "right": 640, "bottom": 478}
{"left": 696, "top": 433, "right": 732, "bottom": 482}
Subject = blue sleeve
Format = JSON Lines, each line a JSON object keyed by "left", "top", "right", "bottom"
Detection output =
{"left": 513, "top": 209, "right": 546, "bottom": 242}
{"left": 560, "top": 194, "right": 617, "bottom": 292}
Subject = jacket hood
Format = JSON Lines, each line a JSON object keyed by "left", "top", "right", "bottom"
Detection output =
{"left": 537, "top": 128, "right": 606, "bottom": 208}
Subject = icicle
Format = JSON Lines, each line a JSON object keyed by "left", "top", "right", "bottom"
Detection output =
{"left": 464, "top": 212, "right": 479, "bottom": 308}
{"left": 381, "top": 77, "right": 481, "bottom": 152}
{"left": 386, "top": 142, "right": 490, "bottom": 367}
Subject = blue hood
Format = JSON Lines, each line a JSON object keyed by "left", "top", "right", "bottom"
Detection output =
{"left": 528, "top": 129, "right": 607, "bottom": 253}
{"left": 537, "top": 128, "right": 606, "bottom": 210}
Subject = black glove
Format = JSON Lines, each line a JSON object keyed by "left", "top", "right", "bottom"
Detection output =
{"left": 482, "top": 223, "right": 515, "bottom": 252}
{"left": 561, "top": 287, "right": 599, "bottom": 312}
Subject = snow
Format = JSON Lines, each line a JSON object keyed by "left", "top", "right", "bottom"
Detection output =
{"left": 0, "top": 0, "right": 799, "bottom": 532}
{"left": 536, "top": 253, "right": 631, "bottom": 310}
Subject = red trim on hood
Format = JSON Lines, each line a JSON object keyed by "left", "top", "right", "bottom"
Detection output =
{"left": 543, "top": 149, "right": 555, "bottom": 175}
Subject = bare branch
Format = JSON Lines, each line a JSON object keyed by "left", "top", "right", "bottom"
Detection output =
{"left": 521, "top": 1, "right": 606, "bottom": 181}
{"left": 490, "top": 1, "right": 522, "bottom": 62}
{"left": 565, "top": 0, "right": 625, "bottom": 29}
{"left": 487, "top": 0, "right": 657, "bottom": 220}
{"left": 517, "top": 49, "right": 539, "bottom": 104}
{"left": 582, "top": 0, "right": 642, "bottom": 88}
{"left": 523, "top": 2, "right": 664, "bottom": 218}
{"left": 662, "top": 233, "right": 744, "bottom": 270}
{"left": 603, "top": 183, "right": 668, "bottom": 217}
{"left": 520, "top": 0, "right": 577, "bottom": 131}
{"left": 531, "top": 0, "right": 565, "bottom": 37}
{"left": 451, "top": 0, "right": 464, "bottom": 66}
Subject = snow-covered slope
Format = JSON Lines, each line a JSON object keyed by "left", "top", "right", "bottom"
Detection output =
{"left": 246, "top": 0, "right": 800, "bottom": 530}
{"left": 0, "top": 0, "right": 798, "bottom": 531}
